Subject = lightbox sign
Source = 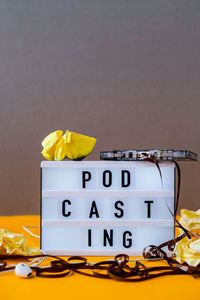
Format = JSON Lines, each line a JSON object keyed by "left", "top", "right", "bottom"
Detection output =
{"left": 41, "top": 161, "right": 175, "bottom": 256}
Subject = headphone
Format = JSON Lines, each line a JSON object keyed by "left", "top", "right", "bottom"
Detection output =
{"left": 0, "top": 254, "right": 46, "bottom": 279}
{"left": 15, "top": 263, "right": 32, "bottom": 278}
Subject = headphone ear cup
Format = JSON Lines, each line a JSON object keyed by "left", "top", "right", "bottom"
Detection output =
{"left": 15, "top": 263, "right": 32, "bottom": 278}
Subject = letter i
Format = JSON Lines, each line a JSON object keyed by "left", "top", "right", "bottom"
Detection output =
{"left": 88, "top": 229, "right": 92, "bottom": 247}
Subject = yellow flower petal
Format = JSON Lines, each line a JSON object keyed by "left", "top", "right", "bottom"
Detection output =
{"left": 63, "top": 131, "right": 97, "bottom": 160}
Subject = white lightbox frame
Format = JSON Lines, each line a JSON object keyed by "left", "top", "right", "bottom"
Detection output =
{"left": 40, "top": 161, "right": 175, "bottom": 256}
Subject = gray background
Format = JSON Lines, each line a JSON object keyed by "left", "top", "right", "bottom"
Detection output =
{"left": 0, "top": 0, "right": 199, "bottom": 215}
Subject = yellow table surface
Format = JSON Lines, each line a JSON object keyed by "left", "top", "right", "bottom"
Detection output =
{"left": 0, "top": 215, "right": 200, "bottom": 300}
